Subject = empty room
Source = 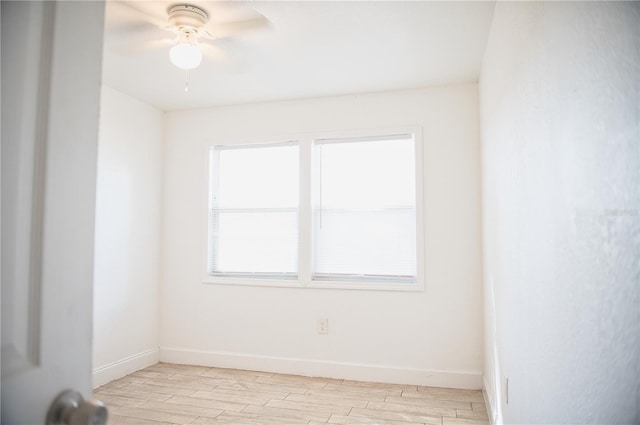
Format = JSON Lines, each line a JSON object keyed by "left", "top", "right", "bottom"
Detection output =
{"left": 1, "top": 1, "right": 638, "bottom": 425}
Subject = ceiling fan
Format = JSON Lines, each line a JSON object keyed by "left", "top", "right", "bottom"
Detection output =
{"left": 166, "top": 4, "right": 215, "bottom": 70}
{"left": 107, "top": 1, "right": 270, "bottom": 87}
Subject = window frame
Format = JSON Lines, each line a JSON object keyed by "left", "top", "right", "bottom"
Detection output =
{"left": 206, "top": 140, "right": 301, "bottom": 283}
{"left": 202, "top": 127, "right": 425, "bottom": 292}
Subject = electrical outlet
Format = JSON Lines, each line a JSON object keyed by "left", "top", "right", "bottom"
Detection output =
{"left": 317, "top": 319, "right": 328, "bottom": 334}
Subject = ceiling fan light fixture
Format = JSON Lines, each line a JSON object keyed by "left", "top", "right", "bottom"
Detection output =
{"left": 170, "top": 41, "right": 202, "bottom": 70}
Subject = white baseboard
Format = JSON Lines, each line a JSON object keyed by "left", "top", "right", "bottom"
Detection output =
{"left": 160, "top": 347, "right": 482, "bottom": 390}
{"left": 93, "top": 348, "right": 160, "bottom": 388}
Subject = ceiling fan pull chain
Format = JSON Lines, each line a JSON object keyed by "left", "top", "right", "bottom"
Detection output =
{"left": 184, "top": 70, "right": 189, "bottom": 92}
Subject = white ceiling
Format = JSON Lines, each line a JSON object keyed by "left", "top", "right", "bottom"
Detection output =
{"left": 102, "top": 1, "right": 495, "bottom": 111}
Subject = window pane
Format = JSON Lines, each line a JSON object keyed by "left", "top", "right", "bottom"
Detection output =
{"left": 209, "top": 143, "right": 299, "bottom": 277}
{"left": 213, "top": 211, "right": 298, "bottom": 274}
{"left": 217, "top": 144, "right": 298, "bottom": 209}
{"left": 313, "top": 209, "right": 415, "bottom": 277}
{"left": 313, "top": 136, "right": 416, "bottom": 280}
{"left": 318, "top": 137, "right": 415, "bottom": 210}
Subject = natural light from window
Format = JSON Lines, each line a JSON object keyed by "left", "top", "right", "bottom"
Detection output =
{"left": 209, "top": 143, "right": 299, "bottom": 277}
{"left": 313, "top": 135, "right": 417, "bottom": 282}
{"left": 207, "top": 131, "right": 422, "bottom": 290}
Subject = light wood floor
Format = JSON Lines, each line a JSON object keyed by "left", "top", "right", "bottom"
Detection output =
{"left": 96, "top": 363, "right": 489, "bottom": 425}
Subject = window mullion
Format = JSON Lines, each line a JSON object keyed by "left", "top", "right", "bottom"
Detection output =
{"left": 208, "top": 148, "right": 221, "bottom": 274}
{"left": 298, "top": 139, "right": 312, "bottom": 285}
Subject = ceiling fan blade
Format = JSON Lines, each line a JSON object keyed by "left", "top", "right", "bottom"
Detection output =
{"left": 200, "top": 42, "right": 245, "bottom": 73}
{"left": 110, "top": 37, "right": 177, "bottom": 56}
{"left": 204, "top": 13, "right": 271, "bottom": 40}
{"left": 200, "top": 42, "right": 228, "bottom": 62}
{"left": 108, "top": 1, "right": 168, "bottom": 30}
{"left": 107, "top": 25, "right": 174, "bottom": 49}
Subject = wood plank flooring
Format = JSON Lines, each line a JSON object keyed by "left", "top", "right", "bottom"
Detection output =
{"left": 95, "top": 363, "right": 489, "bottom": 425}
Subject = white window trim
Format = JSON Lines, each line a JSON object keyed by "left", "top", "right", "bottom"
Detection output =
{"left": 207, "top": 140, "right": 300, "bottom": 280}
{"left": 202, "top": 126, "right": 425, "bottom": 292}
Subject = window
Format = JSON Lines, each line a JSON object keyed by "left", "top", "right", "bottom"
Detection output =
{"left": 312, "top": 135, "right": 417, "bottom": 283}
{"left": 206, "top": 129, "right": 423, "bottom": 290}
{"left": 208, "top": 142, "right": 299, "bottom": 279}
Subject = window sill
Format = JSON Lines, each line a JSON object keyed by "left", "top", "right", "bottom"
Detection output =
{"left": 202, "top": 276, "right": 424, "bottom": 292}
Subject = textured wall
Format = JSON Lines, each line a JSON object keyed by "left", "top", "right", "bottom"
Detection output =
{"left": 480, "top": 2, "right": 639, "bottom": 423}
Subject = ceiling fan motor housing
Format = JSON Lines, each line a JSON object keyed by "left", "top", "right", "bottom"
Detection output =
{"left": 167, "top": 4, "right": 208, "bottom": 30}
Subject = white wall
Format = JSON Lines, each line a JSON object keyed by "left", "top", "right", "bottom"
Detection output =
{"left": 161, "top": 85, "right": 484, "bottom": 388}
{"left": 480, "top": 2, "right": 639, "bottom": 423}
{"left": 92, "top": 86, "right": 164, "bottom": 387}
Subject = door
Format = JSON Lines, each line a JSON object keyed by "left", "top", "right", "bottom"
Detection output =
{"left": 1, "top": 1, "right": 106, "bottom": 423}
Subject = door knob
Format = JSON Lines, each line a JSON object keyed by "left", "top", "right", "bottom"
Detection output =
{"left": 46, "top": 390, "right": 108, "bottom": 425}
